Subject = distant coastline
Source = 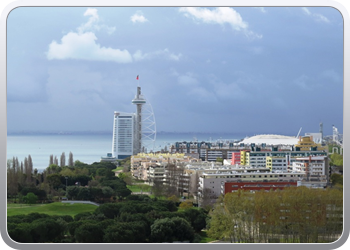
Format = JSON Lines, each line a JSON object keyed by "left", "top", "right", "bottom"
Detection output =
{"left": 7, "top": 131, "right": 113, "bottom": 136}
{"left": 7, "top": 130, "right": 250, "bottom": 137}
{"left": 7, "top": 129, "right": 322, "bottom": 140}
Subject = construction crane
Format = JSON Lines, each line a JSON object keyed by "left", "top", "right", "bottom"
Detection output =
{"left": 296, "top": 127, "right": 302, "bottom": 138}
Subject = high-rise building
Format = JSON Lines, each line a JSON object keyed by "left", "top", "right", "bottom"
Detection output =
{"left": 111, "top": 111, "right": 135, "bottom": 159}
{"left": 106, "top": 86, "right": 155, "bottom": 160}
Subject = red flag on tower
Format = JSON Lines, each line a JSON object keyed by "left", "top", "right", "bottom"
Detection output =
{"left": 136, "top": 75, "right": 139, "bottom": 80}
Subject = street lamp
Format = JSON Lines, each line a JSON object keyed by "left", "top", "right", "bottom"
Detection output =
{"left": 65, "top": 176, "right": 68, "bottom": 200}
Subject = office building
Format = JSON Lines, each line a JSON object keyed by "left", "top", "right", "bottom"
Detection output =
{"left": 112, "top": 111, "right": 135, "bottom": 159}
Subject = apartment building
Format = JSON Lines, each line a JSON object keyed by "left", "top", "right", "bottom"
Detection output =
{"left": 198, "top": 167, "right": 304, "bottom": 200}
{"left": 130, "top": 152, "right": 199, "bottom": 182}
{"left": 222, "top": 180, "right": 298, "bottom": 194}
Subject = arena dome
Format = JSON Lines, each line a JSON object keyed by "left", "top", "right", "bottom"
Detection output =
{"left": 239, "top": 134, "right": 299, "bottom": 146}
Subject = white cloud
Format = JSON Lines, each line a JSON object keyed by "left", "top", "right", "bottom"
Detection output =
{"left": 177, "top": 72, "right": 198, "bottom": 86}
{"left": 254, "top": 7, "right": 267, "bottom": 13}
{"left": 131, "top": 13, "right": 148, "bottom": 23}
{"left": 205, "top": 72, "right": 251, "bottom": 101}
{"left": 214, "top": 82, "right": 247, "bottom": 100}
{"left": 188, "top": 87, "right": 214, "bottom": 100}
{"left": 47, "top": 8, "right": 131, "bottom": 63}
{"left": 179, "top": 7, "right": 262, "bottom": 39}
{"left": 169, "top": 68, "right": 179, "bottom": 77}
{"left": 302, "top": 7, "right": 330, "bottom": 23}
{"left": 78, "top": 8, "right": 116, "bottom": 34}
{"left": 47, "top": 32, "right": 133, "bottom": 63}
{"left": 179, "top": 7, "right": 248, "bottom": 30}
{"left": 302, "top": 7, "right": 311, "bottom": 15}
{"left": 244, "top": 30, "right": 263, "bottom": 40}
{"left": 249, "top": 46, "right": 264, "bottom": 55}
{"left": 321, "top": 69, "right": 341, "bottom": 82}
{"left": 313, "top": 13, "right": 330, "bottom": 23}
{"left": 133, "top": 49, "right": 182, "bottom": 61}
{"left": 294, "top": 74, "right": 311, "bottom": 90}
{"left": 47, "top": 8, "right": 179, "bottom": 63}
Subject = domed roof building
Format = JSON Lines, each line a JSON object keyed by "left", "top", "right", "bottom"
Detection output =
{"left": 239, "top": 134, "right": 299, "bottom": 146}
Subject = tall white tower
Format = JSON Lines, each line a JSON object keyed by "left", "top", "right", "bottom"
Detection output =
{"left": 132, "top": 86, "right": 146, "bottom": 155}
{"left": 109, "top": 85, "right": 156, "bottom": 160}
{"left": 111, "top": 111, "right": 135, "bottom": 159}
{"left": 333, "top": 125, "right": 340, "bottom": 144}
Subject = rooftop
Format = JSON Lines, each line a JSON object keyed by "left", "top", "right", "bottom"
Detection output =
{"left": 240, "top": 134, "right": 299, "bottom": 146}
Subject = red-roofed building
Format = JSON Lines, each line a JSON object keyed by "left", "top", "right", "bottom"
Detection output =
{"left": 222, "top": 180, "right": 297, "bottom": 194}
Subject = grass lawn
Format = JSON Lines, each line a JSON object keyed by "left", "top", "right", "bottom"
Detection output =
{"left": 127, "top": 184, "right": 151, "bottom": 192}
{"left": 112, "top": 167, "right": 124, "bottom": 172}
{"left": 198, "top": 230, "right": 216, "bottom": 243}
{"left": 132, "top": 179, "right": 147, "bottom": 184}
{"left": 7, "top": 202, "right": 98, "bottom": 217}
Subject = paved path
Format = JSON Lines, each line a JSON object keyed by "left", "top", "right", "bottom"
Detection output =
{"left": 131, "top": 192, "right": 151, "bottom": 195}
{"left": 61, "top": 200, "right": 100, "bottom": 206}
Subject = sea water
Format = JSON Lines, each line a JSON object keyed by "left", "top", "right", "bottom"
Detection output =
{"left": 6, "top": 132, "right": 243, "bottom": 171}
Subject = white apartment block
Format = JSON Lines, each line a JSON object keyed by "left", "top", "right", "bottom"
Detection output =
{"left": 130, "top": 153, "right": 200, "bottom": 182}
{"left": 266, "top": 156, "right": 288, "bottom": 172}
{"left": 198, "top": 167, "right": 304, "bottom": 200}
{"left": 292, "top": 156, "right": 327, "bottom": 176}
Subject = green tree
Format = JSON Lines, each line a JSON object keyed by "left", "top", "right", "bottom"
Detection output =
{"left": 151, "top": 179, "right": 164, "bottom": 198}
{"left": 170, "top": 217, "right": 195, "bottom": 242}
{"left": 74, "top": 212, "right": 92, "bottom": 221}
{"left": 179, "top": 200, "right": 193, "bottom": 209}
{"left": 101, "top": 186, "right": 115, "bottom": 199}
{"left": 118, "top": 172, "right": 133, "bottom": 185}
{"left": 115, "top": 187, "right": 132, "bottom": 200}
{"left": 66, "top": 186, "right": 80, "bottom": 200}
{"left": 46, "top": 173, "right": 63, "bottom": 190}
{"left": 207, "top": 197, "right": 236, "bottom": 242}
{"left": 216, "top": 157, "right": 223, "bottom": 163}
{"left": 330, "top": 173, "right": 343, "bottom": 186}
{"left": 150, "top": 217, "right": 175, "bottom": 242}
{"left": 8, "top": 223, "right": 33, "bottom": 243}
{"left": 168, "top": 195, "right": 179, "bottom": 203}
{"left": 7, "top": 159, "right": 19, "bottom": 201}
{"left": 68, "top": 152, "right": 74, "bottom": 167}
{"left": 74, "top": 222, "right": 104, "bottom": 243}
{"left": 181, "top": 208, "right": 207, "bottom": 232}
{"left": 30, "top": 218, "right": 64, "bottom": 243}
{"left": 20, "top": 186, "right": 47, "bottom": 201}
{"left": 89, "top": 187, "right": 104, "bottom": 202}
{"left": 46, "top": 164, "right": 60, "bottom": 174}
{"left": 201, "top": 187, "right": 215, "bottom": 211}
{"left": 77, "top": 187, "right": 90, "bottom": 200}
{"left": 103, "top": 222, "right": 147, "bottom": 243}
{"left": 23, "top": 192, "right": 38, "bottom": 205}
{"left": 330, "top": 153, "right": 343, "bottom": 167}
{"left": 150, "top": 217, "right": 194, "bottom": 243}
{"left": 94, "top": 203, "right": 124, "bottom": 219}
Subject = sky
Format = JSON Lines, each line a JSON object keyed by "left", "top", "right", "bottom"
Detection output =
{"left": 6, "top": 6, "right": 344, "bottom": 136}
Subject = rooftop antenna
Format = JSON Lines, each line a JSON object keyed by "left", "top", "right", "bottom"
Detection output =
{"left": 296, "top": 127, "right": 302, "bottom": 138}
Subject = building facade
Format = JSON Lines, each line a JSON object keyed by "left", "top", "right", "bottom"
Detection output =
{"left": 109, "top": 86, "right": 151, "bottom": 160}
{"left": 112, "top": 111, "right": 135, "bottom": 159}
{"left": 222, "top": 180, "right": 298, "bottom": 194}
{"left": 198, "top": 167, "right": 305, "bottom": 200}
